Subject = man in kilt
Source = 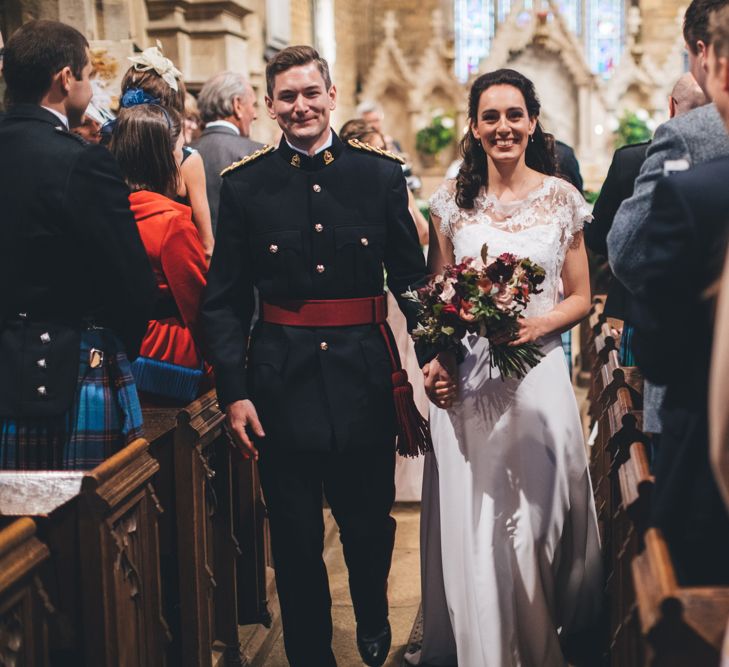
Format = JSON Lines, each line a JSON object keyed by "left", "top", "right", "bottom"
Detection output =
{"left": 0, "top": 21, "right": 157, "bottom": 469}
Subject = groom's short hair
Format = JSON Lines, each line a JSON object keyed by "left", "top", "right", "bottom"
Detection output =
{"left": 265, "top": 45, "right": 332, "bottom": 97}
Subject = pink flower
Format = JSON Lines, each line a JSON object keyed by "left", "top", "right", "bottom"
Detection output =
{"left": 494, "top": 287, "right": 513, "bottom": 311}
{"left": 440, "top": 280, "right": 456, "bottom": 303}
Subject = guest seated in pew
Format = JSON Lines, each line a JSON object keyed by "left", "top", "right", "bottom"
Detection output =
{"left": 109, "top": 104, "right": 210, "bottom": 407}
{"left": 0, "top": 21, "right": 157, "bottom": 469}
{"left": 630, "top": 2, "right": 729, "bottom": 585}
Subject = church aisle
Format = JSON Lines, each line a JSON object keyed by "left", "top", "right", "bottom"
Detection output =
{"left": 259, "top": 504, "right": 421, "bottom": 666}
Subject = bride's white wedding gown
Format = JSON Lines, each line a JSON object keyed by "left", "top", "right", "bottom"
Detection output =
{"left": 409, "top": 177, "right": 602, "bottom": 667}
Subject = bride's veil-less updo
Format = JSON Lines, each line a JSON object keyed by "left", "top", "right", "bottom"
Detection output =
{"left": 456, "top": 69, "right": 556, "bottom": 210}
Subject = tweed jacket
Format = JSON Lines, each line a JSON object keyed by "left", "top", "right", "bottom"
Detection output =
{"left": 606, "top": 103, "right": 729, "bottom": 432}
{"left": 192, "top": 125, "right": 263, "bottom": 234}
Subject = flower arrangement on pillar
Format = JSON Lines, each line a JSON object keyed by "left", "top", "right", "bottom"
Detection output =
{"left": 415, "top": 110, "right": 456, "bottom": 171}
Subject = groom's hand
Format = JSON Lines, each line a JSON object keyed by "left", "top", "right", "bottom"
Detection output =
{"left": 424, "top": 351, "right": 457, "bottom": 409}
{"left": 225, "top": 399, "right": 265, "bottom": 461}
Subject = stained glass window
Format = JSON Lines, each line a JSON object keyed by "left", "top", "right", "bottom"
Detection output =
{"left": 455, "top": 0, "right": 624, "bottom": 81}
{"left": 455, "top": 0, "right": 495, "bottom": 82}
{"left": 586, "top": 0, "right": 624, "bottom": 78}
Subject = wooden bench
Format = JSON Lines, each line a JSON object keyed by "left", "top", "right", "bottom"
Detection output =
{"left": 0, "top": 439, "right": 168, "bottom": 666}
{"left": 579, "top": 295, "right": 606, "bottom": 386}
{"left": 632, "top": 528, "right": 729, "bottom": 666}
{"left": 0, "top": 517, "right": 51, "bottom": 666}
{"left": 171, "top": 390, "right": 271, "bottom": 666}
{"left": 591, "top": 349, "right": 643, "bottom": 422}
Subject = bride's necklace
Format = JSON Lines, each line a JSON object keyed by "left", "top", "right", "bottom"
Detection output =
{"left": 488, "top": 174, "right": 545, "bottom": 203}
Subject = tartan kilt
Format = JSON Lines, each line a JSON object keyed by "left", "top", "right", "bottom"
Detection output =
{"left": 0, "top": 329, "right": 143, "bottom": 470}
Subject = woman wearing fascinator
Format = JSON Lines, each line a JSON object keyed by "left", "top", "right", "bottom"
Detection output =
{"left": 119, "top": 46, "right": 215, "bottom": 261}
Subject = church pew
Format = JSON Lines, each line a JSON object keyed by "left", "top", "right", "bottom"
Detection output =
{"left": 579, "top": 295, "right": 606, "bottom": 385}
{"left": 0, "top": 517, "right": 52, "bottom": 666}
{"left": 607, "top": 442, "right": 654, "bottom": 667}
{"left": 591, "top": 348, "right": 644, "bottom": 422}
{"left": 173, "top": 390, "right": 269, "bottom": 665}
{"left": 588, "top": 322, "right": 619, "bottom": 413}
{"left": 0, "top": 439, "right": 169, "bottom": 666}
{"left": 632, "top": 528, "right": 729, "bottom": 666}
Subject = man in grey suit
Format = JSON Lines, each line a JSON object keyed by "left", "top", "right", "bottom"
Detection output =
{"left": 607, "top": 0, "right": 729, "bottom": 437}
{"left": 193, "top": 71, "right": 263, "bottom": 233}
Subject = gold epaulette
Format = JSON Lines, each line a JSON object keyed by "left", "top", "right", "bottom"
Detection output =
{"left": 347, "top": 138, "right": 406, "bottom": 164}
{"left": 220, "top": 144, "right": 275, "bottom": 176}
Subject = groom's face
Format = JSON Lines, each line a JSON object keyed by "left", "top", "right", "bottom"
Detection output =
{"left": 266, "top": 62, "right": 336, "bottom": 150}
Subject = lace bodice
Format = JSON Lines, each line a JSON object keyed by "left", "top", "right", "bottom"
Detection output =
{"left": 429, "top": 176, "right": 592, "bottom": 317}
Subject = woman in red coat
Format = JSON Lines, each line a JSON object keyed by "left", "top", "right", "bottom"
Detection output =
{"left": 110, "top": 103, "right": 209, "bottom": 405}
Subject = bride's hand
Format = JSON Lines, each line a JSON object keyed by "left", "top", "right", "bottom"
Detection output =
{"left": 423, "top": 351, "right": 457, "bottom": 409}
{"left": 509, "top": 317, "right": 547, "bottom": 346}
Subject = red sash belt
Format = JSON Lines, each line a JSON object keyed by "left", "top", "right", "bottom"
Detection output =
{"left": 261, "top": 295, "right": 387, "bottom": 328}
{"left": 260, "top": 296, "right": 432, "bottom": 457}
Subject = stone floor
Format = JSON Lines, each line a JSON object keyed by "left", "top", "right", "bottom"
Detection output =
{"left": 254, "top": 504, "right": 421, "bottom": 667}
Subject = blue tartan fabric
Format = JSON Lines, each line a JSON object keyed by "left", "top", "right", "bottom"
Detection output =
{"left": 561, "top": 330, "right": 572, "bottom": 375}
{"left": 0, "top": 329, "right": 143, "bottom": 470}
{"left": 620, "top": 323, "right": 635, "bottom": 366}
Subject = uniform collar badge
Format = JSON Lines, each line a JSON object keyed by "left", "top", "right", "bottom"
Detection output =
{"left": 291, "top": 154, "right": 301, "bottom": 168}
{"left": 323, "top": 150, "right": 335, "bottom": 165}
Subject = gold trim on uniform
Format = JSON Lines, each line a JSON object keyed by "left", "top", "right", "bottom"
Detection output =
{"left": 323, "top": 150, "right": 334, "bottom": 165}
{"left": 291, "top": 154, "right": 301, "bottom": 168}
{"left": 346, "top": 138, "right": 406, "bottom": 164}
{"left": 220, "top": 144, "right": 275, "bottom": 176}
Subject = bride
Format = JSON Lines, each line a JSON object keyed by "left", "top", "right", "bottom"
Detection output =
{"left": 409, "top": 69, "right": 603, "bottom": 666}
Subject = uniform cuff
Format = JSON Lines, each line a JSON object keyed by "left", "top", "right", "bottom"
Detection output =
{"left": 213, "top": 363, "right": 249, "bottom": 409}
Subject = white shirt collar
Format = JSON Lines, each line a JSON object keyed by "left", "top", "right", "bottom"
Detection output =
{"left": 205, "top": 120, "right": 241, "bottom": 136}
{"left": 41, "top": 106, "right": 69, "bottom": 129}
{"left": 286, "top": 130, "right": 333, "bottom": 157}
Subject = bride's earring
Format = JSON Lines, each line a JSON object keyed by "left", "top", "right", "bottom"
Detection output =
{"left": 530, "top": 133, "right": 535, "bottom": 143}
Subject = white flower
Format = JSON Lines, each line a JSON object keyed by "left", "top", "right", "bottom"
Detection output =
{"left": 128, "top": 46, "right": 183, "bottom": 92}
{"left": 440, "top": 281, "right": 456, "bottom": 303}
{"left": 441, "top": 116, "right": 455, "bottom": 129}
{"left": 635, "top": 108, "right": 649, "bottom": 121}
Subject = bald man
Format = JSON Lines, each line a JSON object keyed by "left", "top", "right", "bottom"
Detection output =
{"left": 670, "top": 72, "right": 710, "bottom": 116}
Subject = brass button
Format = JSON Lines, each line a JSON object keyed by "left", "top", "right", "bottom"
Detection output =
{"left": 312, "top": 184, "right": 322, "bottom": 193}
{"left": 37, "top": 386, "right": 47, "bottom": 396}
{"left": 320, "top": 341, "right": 329, "bottom": 351}
{"left": 269, "top": 244, "right": 279, "bottom": 254}
{"left": 316, "top": 264, "right": 325, "bottom": 273}
{"left": 314, "top": 223, "right": 324, "bottom": 232}
{"left": 37, "top": 358, "right": 47, "bottom": 369}
{"left": 18, "top": 312, "right": 28, "bottom": 319}
{"left": 360, "top": 237, "right": 369, "bottom": 246}
{"left": 40, "top": 332, "right": 51, "bottom": 344}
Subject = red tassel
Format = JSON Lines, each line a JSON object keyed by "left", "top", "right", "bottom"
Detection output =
{"left": 391, "top": 369, "right": 432, "bottom": 458}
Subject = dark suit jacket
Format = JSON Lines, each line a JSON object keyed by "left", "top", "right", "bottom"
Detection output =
{"left": 555, "top": 140, "right": 584, "bottom": 193}
{"left": 0, "top": 105, "right": 156, "bottom": 415}
{"left": 633, "top": 157, "right": 729, "bottom": 585}
{"left": 202, "top": 132, "right": 428, "bottom": 454}
{"left": 192, "top": 125, "right": 263, "bottom": 234}
{"left": 586, "top": 141, "right": 650, "bottom": 319}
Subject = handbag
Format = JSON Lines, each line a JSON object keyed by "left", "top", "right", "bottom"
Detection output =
{"left": 131, "top": 356, "right": 203, "bottom": 403}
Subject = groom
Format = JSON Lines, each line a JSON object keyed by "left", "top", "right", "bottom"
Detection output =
{"left": 202, "top": 46, "right": 437, "bottom": 666}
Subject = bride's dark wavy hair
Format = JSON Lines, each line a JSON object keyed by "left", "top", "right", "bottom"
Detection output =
{"left": 456, "top": 69, "right": 556, "bottom": 210}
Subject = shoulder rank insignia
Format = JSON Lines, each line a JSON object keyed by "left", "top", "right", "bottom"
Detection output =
{"left": 347, "top": 138, "right": 405, "bottom": 164}
{"left": 220, "top": 144, "right": 275, "bottom": 177}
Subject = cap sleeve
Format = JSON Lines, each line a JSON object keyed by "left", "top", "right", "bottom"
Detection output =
{"left": 429, "top": 179, "right": 458, "bottom": 238}
{"left": 555, "top": 178, "right": 592, "bottom": 247}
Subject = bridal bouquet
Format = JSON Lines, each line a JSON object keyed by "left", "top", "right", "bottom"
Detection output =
{"left": 406, "top": 243, "right": 546, "bottom": 379}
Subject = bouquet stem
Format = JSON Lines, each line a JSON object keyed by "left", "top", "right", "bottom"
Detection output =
{"left": 489, "top": 342, "right": 544, "bottom": 380}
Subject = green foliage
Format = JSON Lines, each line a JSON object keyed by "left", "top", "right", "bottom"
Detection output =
{"left": 584, "top": 189, "right": 600, "bottom": 205}
{"left": 614, "top": 110, "right": 652, "bottom": 149}
{"left": 416, "top": 113, "right": 456, "bottom": 155}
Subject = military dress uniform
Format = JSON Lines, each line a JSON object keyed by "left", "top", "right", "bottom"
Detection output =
{"left": 0, "top": 105, "right": 157, "bottom": 469}
{"left": 202, "top": 131, "right": 430, "bottom": 666}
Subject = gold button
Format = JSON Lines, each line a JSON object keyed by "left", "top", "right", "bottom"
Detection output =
{"left": 37, "top": 386, "right": 47, "bottom": 396}
{"left": 314, "top": 223, "right": 324, "bottom": 232}
{"left": 313, "top": 184, "right": 322, "bottom": 193}
{"left": 316, "top": 264, "right": 325, "bottom": 273}
{"left": 360, "top": 237, "right": 369, "bottom": 246}
{"left": 40, "top": 332, "right": 51, "bottom": 344}
{"left": 37, "top": 358, "right": 47, "bottom": 368}
{"left": 320, "top": 341, "right": 329, "bottom": 351}
{"left": 269, "top": 244, "right": 279, "bottom": 254}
